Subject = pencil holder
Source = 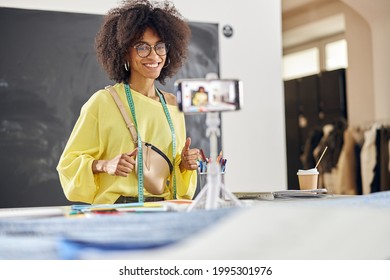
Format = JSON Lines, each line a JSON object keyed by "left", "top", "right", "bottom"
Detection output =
{"left": 198, "top": 171, "right": 225, "bottom": 198}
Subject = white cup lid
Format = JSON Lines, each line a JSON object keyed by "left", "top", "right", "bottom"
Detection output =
{"left": 297, "top": 168, "right": 319, "bottom": 175}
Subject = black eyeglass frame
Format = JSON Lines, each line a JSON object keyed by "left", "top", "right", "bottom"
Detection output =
{"left": 133, "top": 42, "right": 169, "bottom": 58}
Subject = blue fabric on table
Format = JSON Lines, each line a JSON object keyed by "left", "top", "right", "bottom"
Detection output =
{"left": 0, "top": 207, "right": 237, "bottom": 260}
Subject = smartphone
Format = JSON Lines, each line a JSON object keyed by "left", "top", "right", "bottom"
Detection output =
{"left": 175, "top": 79, "right": 243, "bottom": 113}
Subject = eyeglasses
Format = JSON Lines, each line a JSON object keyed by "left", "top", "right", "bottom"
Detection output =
{"left": 133, "top": 42, "right": 169, "bottom": 58}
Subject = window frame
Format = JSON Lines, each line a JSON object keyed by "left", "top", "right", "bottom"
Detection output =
{"left": 283, "top": 33, "right": 347, "bottom": 80}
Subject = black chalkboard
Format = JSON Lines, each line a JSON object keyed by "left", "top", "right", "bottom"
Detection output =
{"left": 0, "top": 8, "right": 219, "bottom": 207}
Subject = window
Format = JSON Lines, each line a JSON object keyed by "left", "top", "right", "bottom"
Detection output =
{"left": 325, "top": 39, "right": 348, "bottom": 71}
{"left": 283, "top": 47, "right": 319, "bottom": 80}
{"left": 282, "top": 35, "right": 348, "bottom": 80}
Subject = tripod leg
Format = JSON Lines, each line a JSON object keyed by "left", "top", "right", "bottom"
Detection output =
{"left": 219, "top": 183, "right": 243, "bottom": 207}
{"left": 186, "top": 183, "right": 209, "bottom": 212}
{"left": 205, "top": 181, "right": 221, "bottom": 209}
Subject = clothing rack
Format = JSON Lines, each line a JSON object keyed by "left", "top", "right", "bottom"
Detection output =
{"left": 352, "top": 118, "right": 390, "bottom": 131}
{"left": 301, "top": 119, "right": 390, "bottom": 195}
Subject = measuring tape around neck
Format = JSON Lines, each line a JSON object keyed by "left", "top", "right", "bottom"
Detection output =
{"left": 124, "top": 84, "right": 177, "bottom": 201}
{"left": 155, "top": 88, "right": 177, "bottom": 199}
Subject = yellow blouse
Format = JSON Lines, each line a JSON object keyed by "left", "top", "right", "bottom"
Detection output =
{"left": 56, "top": 83, "right": 197, "bottom": 204}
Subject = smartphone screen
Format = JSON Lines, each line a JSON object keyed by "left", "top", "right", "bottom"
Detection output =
{"left": 175, "top": 79, "right": 242, "bottom": 113}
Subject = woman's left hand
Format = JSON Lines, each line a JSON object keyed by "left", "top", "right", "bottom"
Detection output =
{"left": 179, "top": 137, "right": 199, "bottom": 171}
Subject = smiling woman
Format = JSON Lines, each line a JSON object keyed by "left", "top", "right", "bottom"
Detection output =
{"left": 57, "top": 0, "right": 201, "bottom": 205}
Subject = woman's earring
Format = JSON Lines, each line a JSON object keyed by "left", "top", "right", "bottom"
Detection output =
{"left": 124, "top": 61, "right": 129, "bottom": 71}
{"left": 163, "top": 58, "right": 170, "bottom": 68}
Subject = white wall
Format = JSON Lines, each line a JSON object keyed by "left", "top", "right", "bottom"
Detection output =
{"left": 342, "top": 4, "right": 375, "bottom": 126}
{"left": 342, "top": 0, "right": 390, "bottom": 123}
{"left": 0, "top": 0, "right": 287, "bottom": 192}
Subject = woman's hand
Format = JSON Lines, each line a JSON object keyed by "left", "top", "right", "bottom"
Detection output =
{"left": 179, "top": 137, "right": 199, "bottom": 172}
{"left": 92, "top": 148, "right": 137, "bottom": 176}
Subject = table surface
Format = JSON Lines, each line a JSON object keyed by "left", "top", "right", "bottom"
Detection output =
{"left": 1, "top": 191, "right": 389, "bottom": 260}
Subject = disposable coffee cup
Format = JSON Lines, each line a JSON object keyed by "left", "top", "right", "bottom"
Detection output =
{"left": 198, "top": 172, "right": 225, "bottom": 197}
{"left": 297, "top": 168, "right": 319, "bottom": 190}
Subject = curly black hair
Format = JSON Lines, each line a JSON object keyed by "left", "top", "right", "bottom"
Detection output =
{"left": 95, "top": 0, "right": 191, "bottom": 84}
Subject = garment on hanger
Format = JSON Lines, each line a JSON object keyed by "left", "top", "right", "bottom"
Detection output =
{"left": 313, "top": 119, "right": 347, "bottom": 191}
{"left": 300, "top": 126, "right": 323, "bottom": 169}
{"left": 370, "top": 129, "right": 381, "bottom": 193}
{"left": 379, "top": 126, "right": 390, "bottom": 191}
{"left": 360, "top": 124, "right": 378, "bottom": 195}
{"left": 335, "top": 127, "right": 358, "bottom": 195}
